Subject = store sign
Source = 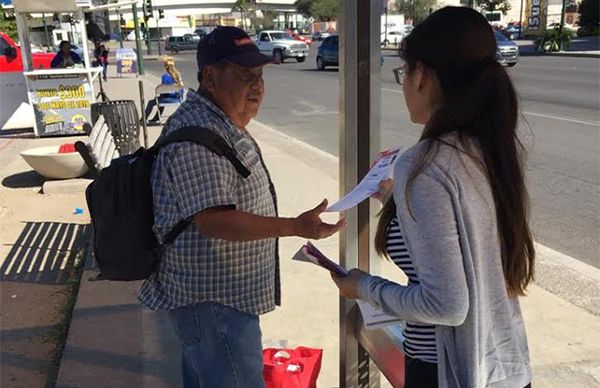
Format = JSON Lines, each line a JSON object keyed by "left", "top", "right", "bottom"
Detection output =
{"left": 524, "top": 0, "right": 547, "bottom": 35}
{"left": 26, "top": 73, "right": 93, "bottom": 136}
{"left": 116, "top": 48, "right": 138, "bottom": 75}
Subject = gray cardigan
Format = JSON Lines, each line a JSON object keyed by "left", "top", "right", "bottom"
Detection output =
{"left": 358, "top": 138, "right": 531, "bottom": 388}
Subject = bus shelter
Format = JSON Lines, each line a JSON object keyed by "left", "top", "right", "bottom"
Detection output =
{"left": 12, "top": 0, "right": 137, "bottom": 137}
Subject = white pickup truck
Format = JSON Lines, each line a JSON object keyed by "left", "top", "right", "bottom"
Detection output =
{"left": 255, "top": 30, "right": 310, "bottom": 63}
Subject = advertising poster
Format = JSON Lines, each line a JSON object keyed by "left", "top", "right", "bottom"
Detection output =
{"left": 116, "top": 48, "right": 138, "bottom": 76}
{"left": 26, "top": 73, "right": 93, "bottom": 137}
{"left": 524, "top": 0, "right": 548, "bottom": 35}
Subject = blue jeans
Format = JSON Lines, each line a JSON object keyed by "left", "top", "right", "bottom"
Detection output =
{"left": 101, "top": 61, "right": 108, "bottom": 80}
{"left": 168, "top": 302, "right": 266, "bottom": 388}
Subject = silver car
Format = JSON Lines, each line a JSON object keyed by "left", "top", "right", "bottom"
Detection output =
{"left": 495, "top": 31, "right": 519, "bottom": 67}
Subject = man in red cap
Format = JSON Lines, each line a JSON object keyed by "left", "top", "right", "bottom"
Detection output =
{"left": 139, "top": 27, "right": 344, "bottom": 387}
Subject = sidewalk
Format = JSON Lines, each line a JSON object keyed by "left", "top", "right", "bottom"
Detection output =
{"left": 5, "top": 67, "right": 598, "bottom": 387}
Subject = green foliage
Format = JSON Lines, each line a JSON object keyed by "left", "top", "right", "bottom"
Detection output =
{"left": 579, "top": 0, "right": 599, "bottom": 26}
{"left": 477, "top": 0, "right": 511, "bottom": 15}
{"left": 395, "top": 0, "right": 437, "bottom": 23}
{"left": 0, "top": 10, "right": 18, "bottom": 41}
{"left": 232, "top": 0, "right": 249, "bottom": 12}
{"left": 294, "top": 0, "right": 339, "bottom": 21}
{"left": 536, "top": 28, "right": 574, "bottom": 52}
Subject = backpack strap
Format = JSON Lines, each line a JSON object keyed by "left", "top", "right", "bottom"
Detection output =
{"left": 152, "top": 126, "right": 251, "bottom": 245}
{"left": 151, "top": 126, "right": 251, "bottom": 178}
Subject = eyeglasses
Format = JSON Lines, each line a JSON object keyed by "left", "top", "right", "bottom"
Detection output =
{"left": 392, "top": 67, "right": 406, "bottom": 85}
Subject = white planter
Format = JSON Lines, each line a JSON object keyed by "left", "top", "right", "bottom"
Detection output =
{"left": 20, "top": 146, "right": 88, "bottom": 180}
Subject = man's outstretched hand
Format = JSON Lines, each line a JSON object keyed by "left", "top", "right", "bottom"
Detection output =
{"left": 293, "top": 199, "right": 345, "bottom": 239}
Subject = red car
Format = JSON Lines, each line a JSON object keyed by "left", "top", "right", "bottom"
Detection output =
{"left": 0, "top": 32, "right": 54, "bottom": 72}
{"left": 288, "top": 30, "right": 313, "bottom": 46}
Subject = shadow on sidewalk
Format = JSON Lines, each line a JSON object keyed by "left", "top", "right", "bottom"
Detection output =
{"left": 2, "top": 171, "right": 45, "bottom": 189}
{"left": 1, "top": 222, "right": 90, "bottom": 285}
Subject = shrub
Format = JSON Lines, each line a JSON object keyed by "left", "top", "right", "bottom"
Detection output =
{"left": 536, "top": 28, "right": 574, "bottom": 52}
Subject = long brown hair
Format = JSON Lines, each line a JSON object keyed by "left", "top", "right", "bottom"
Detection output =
{"left": 164, "top": 59, "right": 183, "bottom": 86}
{"left": 375, "top": 7, "right": 535, "bottom": 296}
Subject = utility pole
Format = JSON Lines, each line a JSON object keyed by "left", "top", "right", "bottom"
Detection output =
{"left": 132, "top": 3, "right": 145, "bottom": 75}
{"left": 116, "top": 8, "right": 124, "bottom": 49}
{"left": 559, "top": 0, "right": 567, "bottom": 50}
{"left": 156, "top": 9, "right": 162, "bottom": 56}
{"left": 518, "top": 0, "right": 524, "bottom": 38}
{"left": 384, "top": 7, "right": 388, "bottom": 46}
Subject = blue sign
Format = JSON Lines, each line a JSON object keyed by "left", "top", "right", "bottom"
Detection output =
{"left": 115, "top": 48, "right": 138, "bottom": 76}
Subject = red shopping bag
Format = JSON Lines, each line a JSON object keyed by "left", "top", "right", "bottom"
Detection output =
{"left": 263, "top": 347, "right": 323, "bottom": 388}
{"left": 58, "top": 143, "right": 76, "bottom": 153}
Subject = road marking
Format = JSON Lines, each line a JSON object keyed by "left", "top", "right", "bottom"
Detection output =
{"left": 523, "top": 111, "right": 600, "bottom": 126}
{"left": 378, "top": 92, "right": 599, "bottom": 127}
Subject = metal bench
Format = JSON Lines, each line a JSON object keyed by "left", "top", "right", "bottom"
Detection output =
{"left": 75, "top": 115, "right": 119, "bottom": 175}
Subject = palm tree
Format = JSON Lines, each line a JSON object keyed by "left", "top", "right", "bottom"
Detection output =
{"left": 233, "top": 0, "right": 249, "bottom": 30}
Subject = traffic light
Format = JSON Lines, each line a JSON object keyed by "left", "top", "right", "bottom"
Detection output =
{"left": 144, "top": 0, "right": 153, "bottom": 20}
{"left": 158, "top": 9, "right": 164, "bottom": 19}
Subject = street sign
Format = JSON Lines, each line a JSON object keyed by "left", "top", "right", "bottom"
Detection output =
{"left": 115, "top": 47, "right": 138, "bottom": 76}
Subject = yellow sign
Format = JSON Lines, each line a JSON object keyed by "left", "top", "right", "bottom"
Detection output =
{"left": 27, "top": 73, "right": 93, "bottom": 136}
{"left": 524, "top": 0, "right": 547, "bottom": 35}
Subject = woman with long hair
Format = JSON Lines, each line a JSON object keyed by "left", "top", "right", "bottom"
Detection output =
{"left": 332, "top": 7, "right": 535, "bottom": 388}
{"left": 143, "top": 57, "right": 185, "bottom": 123}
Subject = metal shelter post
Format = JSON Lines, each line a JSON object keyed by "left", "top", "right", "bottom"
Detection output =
{"left": 15, "top": 12, "right": 32, "bottom": 71}
{"left": 339, "top": 0, "right": 382, "bottom": 386}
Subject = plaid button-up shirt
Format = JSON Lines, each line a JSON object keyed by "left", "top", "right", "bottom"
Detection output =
{"left": 138, "top": 90, "right": 281, "bottom": 315}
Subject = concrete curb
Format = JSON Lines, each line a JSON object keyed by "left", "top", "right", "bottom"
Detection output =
{"left": 42, "top": 179, "right": 92, "bottom": 195}
{"left": 520, "top": 52, "right": 600, "bottom": 58}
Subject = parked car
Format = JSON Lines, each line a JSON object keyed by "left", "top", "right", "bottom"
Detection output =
{"left": 193, "top": 29, "right": 207, "bottom": 39}
{"left": 381, "top": 30, "right": 405, "bottom": 46}
{"left": 0, "top": 32, "right": 54, "bottom": 71}
{"left": 289, "top": 31, "right": 313, "bottom": 45}
{"left": 1, "top": 31, "right": 55, "bottom": 128}
{"left": 548, "top": 22, "right": 577, "bottom": 32}
{"left": 165, "top": 35, "right": 198, "bottom": 54}
{"left": 255, "top": 30, "right": 309, "bottom": 63}
{"left": 316, "top": 35, "right": 383, "bottom": 71}
{"left": 495, "top": 31, "right": 519, "bottom": 67}
{"left": 312, "top": 31, "right": 333, "bottom": 41}
{"left": 184, "top": 33, "right": 201, "bottom": 42}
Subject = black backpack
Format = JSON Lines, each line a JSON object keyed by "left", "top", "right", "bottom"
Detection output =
{"left": 85, "top": 126, "right": 251, "bottom": 281}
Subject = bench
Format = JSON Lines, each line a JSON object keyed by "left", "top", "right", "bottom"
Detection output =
{"left": 75, "top": 115, "right": 119, "bottom": 175}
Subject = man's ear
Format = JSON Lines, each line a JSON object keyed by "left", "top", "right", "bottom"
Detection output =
{"left": 202, "top": 66, "right": 216, "bottom": 93}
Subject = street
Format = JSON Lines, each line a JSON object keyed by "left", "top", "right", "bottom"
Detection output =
{"left": 146, "top": 47, "right": 600, "bottom": 269}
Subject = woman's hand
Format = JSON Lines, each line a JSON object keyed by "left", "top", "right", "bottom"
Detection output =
{"left": 372, "top": 178, "right": 394, "bottom": 203}
{"left": 331, "top": 269, "right": 369, "bottom": 299}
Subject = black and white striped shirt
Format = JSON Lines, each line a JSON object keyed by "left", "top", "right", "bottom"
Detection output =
{"left": 387, "top": 217, "right": 438, "bottom": 364}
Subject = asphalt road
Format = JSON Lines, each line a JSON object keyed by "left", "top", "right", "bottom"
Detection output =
{"left": 145, "top": 47, "right": 600, "bottom": 269}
